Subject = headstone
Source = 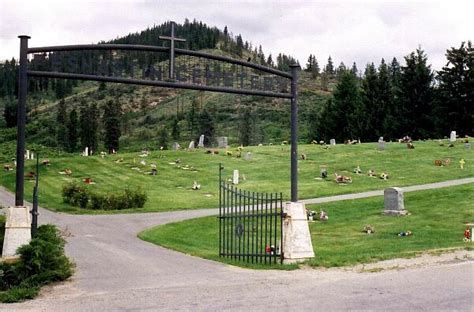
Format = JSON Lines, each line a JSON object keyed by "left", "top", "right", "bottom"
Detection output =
{"left": 233, "top": 170, "right": 239, "bottom": 185}
{"left": 84, "top": 147, "right": 89, "bottom": 156}
{"left": 217, "top": 137, "right": 228, "bottom": 148}
{"left": 30, "top": 152, "right": 34, "bottom": 160}
{"left": 383, "top": 187, "right": 407, "bottom": 216}
{"left": 25, "top": 149, "right": 30, "bottom": 160}
{"left": 172, "top": 142, "right": 181, "bottom": 151}
{"left": 244, "top": 152, "right": 252, "bottom": 161}
{"left": 188, "top": 141, "right": 195, "bottom": 149}
{"left": 450, "top": 131, "right": 456, "bottom": 142}
{"left": 198, "top": 135, "right": 205, "bottom": 148}
{"left": 378, "top": 137, "right": 385, "bottom": 151}
{"left": 330, "top": 139, "right": 336, "bottom": 145}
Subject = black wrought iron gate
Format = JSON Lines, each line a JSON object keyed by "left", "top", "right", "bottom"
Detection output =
{"left": 219, "top": 165, "right": 284, "bottom": 264}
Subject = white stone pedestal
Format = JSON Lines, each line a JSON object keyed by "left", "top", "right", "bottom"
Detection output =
{"left": 282, "top": 202, "right": 315, "bottom": 263}
{"left": 2, "top": 206, "right": 31, "bottom": 259}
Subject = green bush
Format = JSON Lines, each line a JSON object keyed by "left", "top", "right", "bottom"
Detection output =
{"left": 62, "top": 182, "right": 147, "bottom": 210}
{"left": 89, "top": 193, "right": 106, "bottom": 210}
{"left": 0, "top": 224, "right": 73, "bottom": 302}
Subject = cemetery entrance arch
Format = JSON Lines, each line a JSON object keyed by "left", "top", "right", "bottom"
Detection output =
{"left": 13, "top": 22, "right": 300, "bottom": 210}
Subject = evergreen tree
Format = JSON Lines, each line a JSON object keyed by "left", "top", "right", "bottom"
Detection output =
{"left": 187, "top": 97, "right": 198, "bottom": 140}
{"left": 305, "top": 54, "right": 314, "bottom": 72}
{"left": 436, "top": 41, "right": 473, "bottom": 136}
{"left": 198, "top": 109, "right": 215, "bottom": 146}
{"left": 171, "top": 117, "right": 180, "bottom": 141}
{"left": 89, "top": 103, "right": 99, "bottom": 152}
{"left": 56, "top": 99, "right": 68, "bottom": 149}
{"left": 239, "top": 108, "right": 253, "bottom": 146}
{"left": 158, "top": 128, "right": 169, "bottom": 150}
{"left": 312, "top": 57, "right": 320, "bottom": 78}
{"left": 103, "top": 100, "right": 122, "bottom": 152}
{"left": 330, "top": 71, "right": 361, "bottom": 141}
{"left": 336, "top": 62, "right": 347, "bottom": 80}
{"left": 360, "top": 63, "right": 381, "bottom": 140}
{"left": 67, "top": 108, "right": 79, "bottom": 152}
{"left": 351, "top": 62, "right": 358, "bottom": 76}
{"left": 397, "top": 48, "right": 435, "bottom": 138}
{"left": 3, "top": 98, "right": 16, "bottom": 128}
{"left": 378, "top": 59, "right": 395, "bottom": 138}
{"left": 79, "top": 101, "right": 99, "bottom": 153}
{"left": 266, "top": 54, "right": 274, "bottom": 67}
{"left": 307, "top": 108, "right": 319, "bottom": 142}
{"left": 324, "top": 56, "right": 335, "bottom": 77}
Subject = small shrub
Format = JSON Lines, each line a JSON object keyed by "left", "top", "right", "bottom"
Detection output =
{"left": 89, "top": 193, "right": 106, "bottom": 210}
{"left": 0, "top": 224, "right": 73, "bottom": 303}
{"left": 62, "top": 182, "right": 147, "bottom": 210}
{"left": 130, "top": 187, "right": 147, "bottom": 208}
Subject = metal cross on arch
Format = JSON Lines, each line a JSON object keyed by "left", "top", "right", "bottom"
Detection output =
{"left": 159, "top": 21, "right": 186, "bottom": 79}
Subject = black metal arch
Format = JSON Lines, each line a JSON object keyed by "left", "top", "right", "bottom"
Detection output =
{"left": 14, "top": 34, "right": 300, "bottom": 208}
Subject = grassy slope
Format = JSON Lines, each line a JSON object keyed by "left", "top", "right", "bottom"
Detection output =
{"left": 0, "top": 139, "right": 472, "bottom": 213}
{"left": 139, "top": 183, "right": 474, "bottom": 268}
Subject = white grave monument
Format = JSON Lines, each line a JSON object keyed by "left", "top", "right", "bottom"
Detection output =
{"left": 330, "top": 139, "right": 336, "bottom": 145}
{"left": 83, "top": 147, "right": 89, "bottom": 156}
{"left": 2, "top": 206, "right": 31, "bottom": 259}
{"left": 25, "top": 149, "right": 30, "bottom": 160}
{"left": 188, "top": 141, "right": 195, "bottom": 149}
{"left": 217, "top": 137, "right": 228, "bottom": 148}
{"left": 450, "top": 131, "right": 456, "bottom": 142}
{"left": 282, "top": 202, "right": 315, "bottom": 263}
{"left": 233, "top": 170, "right": 239, "bottom": 185}
{"left": 198, "top": 135, "right": 205, "bottom": 148}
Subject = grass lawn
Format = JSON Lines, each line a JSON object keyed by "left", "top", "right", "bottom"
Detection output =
{"left": 0, "top": 139, "right": 472, "bottom": 213}
{"left": 139, "top": 184, "right": 474, "bottom": 268}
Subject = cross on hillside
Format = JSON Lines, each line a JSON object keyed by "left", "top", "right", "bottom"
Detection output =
{"left": 159, "top": 21, "right": 186, "bottom": 80}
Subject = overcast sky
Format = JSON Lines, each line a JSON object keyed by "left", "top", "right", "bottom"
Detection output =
{"left": 0, "top": 0, "right": 472, "bottom": 71}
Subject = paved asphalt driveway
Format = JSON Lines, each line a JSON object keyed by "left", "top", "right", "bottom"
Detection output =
{"left": 0, "top": 179, "right": 473, "bottom": 311}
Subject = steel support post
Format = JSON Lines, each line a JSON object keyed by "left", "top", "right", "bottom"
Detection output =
{"left": 289, "top": 64, "right": 300, "bottom": 202}
{"left": 15, "top": 35, "right": 30, "bottom": 207}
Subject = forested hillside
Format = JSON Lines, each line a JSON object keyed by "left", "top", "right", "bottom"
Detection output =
{"left": 0, "top": 20, "right": 471, "bottom": 158}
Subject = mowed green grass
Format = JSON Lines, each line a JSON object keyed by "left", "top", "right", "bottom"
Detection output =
{"left": 0, "top": 139, "right": 472, "bottom": 213}
{"left": 139, "top": 184, "right": 474, "bottom": 268}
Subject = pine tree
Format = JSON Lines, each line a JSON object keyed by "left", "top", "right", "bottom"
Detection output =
{"left": 158, "top": 128, "right": 169, "bottom": 150}
{"left": 324, "top": 56, "right": 335, "bottom": 77}
{"left": 360, "top": 63, "right": 381, "bottom": 140}
{"left": 67, "top": 108, "right": 79, "bottom": 152}
{"left": 198, "top": 109, "right": 215, "bottom": 146}
{"left": 56, "top": 99, "right": 68, "bottom": 149}
{"left": 3, "top": 98, "right": 16, "bottom": 128}
{"left": 351, "top": 62, "right": 358, "bottom": 76}
{"left": 312, "top": 57, "right": 320, "bottom": 78}
{"left": 171, "top": 118, "right": 180, "bottom": 141}
{"left": 305, "top": 54, "right": 314, "bottom": 72}
{"left": 336, "top": 62, "right": 347, "bottom": 80}
{"left": 239, "top": 108, "right": 253, "bottom": 146}
{"left": 103, "top": 100, "right": 122, "bottom": 152}
{"left": 330, "top": 71, "right": 361, "bottom": 141}
{"left": 378, "top": 59, "right": 394, "bottom": 138}
{"left": 398, "top": 48, "right": 435, "bottom": 138}
{"left": 436, "top": 41, "right": 473, "bottom": 136}
{"left": 187, "top": 97, "right": 198, "bottom": 140}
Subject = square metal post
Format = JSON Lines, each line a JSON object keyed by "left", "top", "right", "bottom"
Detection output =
{"left": 15, "top": 35, "right": 30, "bottom": 207}
{"left": 290, "top": 64, "right": 300, "bottom": 202}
